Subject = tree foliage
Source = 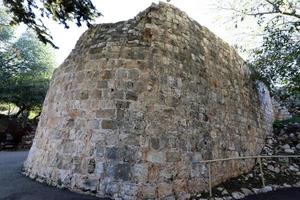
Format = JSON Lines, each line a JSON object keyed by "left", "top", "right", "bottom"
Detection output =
{"left": 0, "top": 7, "right": 55, "bottom": 117}
{"left": 220, "top": 0, "right": 300, "bottom": 95}
{"left": 2, "top": 0, "right": 101, "bottom": 48}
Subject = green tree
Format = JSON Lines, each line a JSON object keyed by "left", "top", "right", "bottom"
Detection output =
{"left": 220, "top": 0, "right": 300, "bottom": 95}
{"left": 0, "top": 8, "right": 55, "bottom": 118}
{"left": 0, "top": 31, "right": 55, "bottom": 117}
{"left": 0, "top": 8, "right": 14, "bottom": 41}
{"left": 0, "top": 8, "right": 22, "bottom": 80}
{"left": 2, "top": 0, "right": 101, "bottom": 48}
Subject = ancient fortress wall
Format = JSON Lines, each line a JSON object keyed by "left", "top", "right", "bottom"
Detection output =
{"left": 24, "top": 3, "right": 273, "bottom": 199}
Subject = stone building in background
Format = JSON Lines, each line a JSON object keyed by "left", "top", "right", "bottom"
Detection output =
{"left": 23, "top": 2, "right": 273, "bottom": 199}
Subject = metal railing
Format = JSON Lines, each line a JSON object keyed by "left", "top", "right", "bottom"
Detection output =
{"left": 199, "top": 155, "right": 300, "bottom": 197}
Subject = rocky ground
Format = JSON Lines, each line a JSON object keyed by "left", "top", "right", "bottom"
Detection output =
{"left": 192, "top": 118, "right": 300, "bottom": 200}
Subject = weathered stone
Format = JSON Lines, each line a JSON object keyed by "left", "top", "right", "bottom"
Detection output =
{"left": 98, "top": 80, "right": 108, "bottom": 89}
{"left": 231, "top": 191, "right": 245, "bottom": 199}
{"left": 90, "top": 90, "right": 102, "bottom": 99}
{"left": 72, "top": 156, "right": 82, "bottom": 173}
{"left": 260, "top": 186, "right": 273, "bottom": 193}
{"left": 281, "top": 144, "right": 290, "bottom": 149}
{"left": 87, "top": 119, "right": 99, "bottom": 129}
{"left": 101, "top": 120, "right": 117, "bottom": 130}
{"left": 150, "top": 138, "right": 160, "bottom": 150}
{"left": 166, "top": 151, "right": 181, "bottom": 162}
{"left": 63, "top": 142, "right": 75, "bottom": 154}
{"left": 267, "top": 165, "right": 280, "bottom": 173}
{"left": 112, "top": 90, "right": 124, "bottom": 99}
{"left": 284, "top": 148, "right": 294, "bottom": 154}
{"left": 112, "top": 163, "right": 132, "bottom": 181}
{"left": 126, "top": 91, "right": 138, "bottom": 101}
{"left": 106, "top": 147, "right": 118, "bottom": 160}
{"left": 96, "top": 109, "right": 115, "bottom": 119}
{"left": 81, "top": 177, "right": 99, "bottom": 192}
{"left": 101, "top": 70, "right": 112, "bottom": 80}
{"left": 79, "top": 91, "right": 89, "bottom": 100}
{"left": 128, "top": 69, "right": 140, "bottom": 80}
{"left": 157, "top": 182, "right": 173, "bottom": 198}
{"left": 87, "top": 159, "right": 96, "bottom": 174}
{"left": 146, "top": 151, "right": 166, "bottom": 163}
{"left": 289, "top": 165, "right": 299, "bottom": 172}
{"left": 23, "top": 2, "right": 273, "bottom": 199}
{"left": 116, "top": 100, "right": 130, "bottom": 109}
{"left": 241, "top": 188, "right": 253, "bottom": 196}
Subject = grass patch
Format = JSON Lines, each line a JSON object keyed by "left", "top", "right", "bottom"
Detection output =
{"left": 28, "top": 110, "right": 40, "bottom": 119}
{"left": 0, "top": 103, "right": 18, "bottom": 115}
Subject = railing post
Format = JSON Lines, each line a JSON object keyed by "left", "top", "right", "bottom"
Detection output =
{"left": 258, "top": 156, "right": 266, "bottom": 187}
{"left": 208, "top": 162, "right": 212, "bottom": 197}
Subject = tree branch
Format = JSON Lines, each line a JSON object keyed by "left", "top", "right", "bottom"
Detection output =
{"left": 264, "top": 0, "right": 300, "bottom": 19}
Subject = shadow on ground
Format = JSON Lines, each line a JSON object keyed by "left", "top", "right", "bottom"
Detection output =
{"left": 243, "top": 187, "right": 300, "bottom": 200}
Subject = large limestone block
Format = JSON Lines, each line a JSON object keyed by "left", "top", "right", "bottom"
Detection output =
{"left": 24, "top": 2, "right": 272, "bottom": 199}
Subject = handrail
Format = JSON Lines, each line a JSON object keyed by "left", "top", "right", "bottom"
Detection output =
{"left": 199, "top": 154, "right": 300, "bottom": 197}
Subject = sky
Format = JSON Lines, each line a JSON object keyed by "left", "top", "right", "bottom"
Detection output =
{"left": 42, "top": 0, "right": 256, "bottom": 65}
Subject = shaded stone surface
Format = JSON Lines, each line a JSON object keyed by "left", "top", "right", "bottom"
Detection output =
{"left": 23, "top": 2, "right": 273, "bottom": 199}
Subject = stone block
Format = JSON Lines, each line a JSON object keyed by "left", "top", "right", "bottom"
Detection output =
{"left": 98, "top": 80, "right": 108, "bottom": 89}
{"left": 72, "top": 156, "right": 82, "bottom": 173}
{"left": 63, "top": 142, "right": 75, "bottom": 154}
{"left": 87, "top": 119, "right": 100, "bottom": 129}
{"left": 112, "top": 90, "right": 124, "bottom": 99}
{"left": 88, "top": 159, "right": 96, "bottom": 174}
{"left": 106, "top": 146, "right": 118, "bottom": 160}
{"left": 96, "top": 109, "right": 115, "bottom": 119}
{"left": 122, "top": 146, "right": 137, "bottom": 162}
{"left": 133, "top": 164, "right": 148, "bottom": 182}
{"left": 146, "top": 151, "right": 166, "bottom": 163}
{"left": 116, "top": 68, "right": 128, "bottom": 79}
{"left": 166, "top": 152, "right": 181, "bottom": 162}
{"left": 128, "top": 69, "right": 140, "bottom": 80}
{"left": 125, "top": 81, "right": 134, "bottom": 90}
{"left": 141, "top": 184, "right": 156, "bottom": 199}
{"left": 61, "top": 156, "right": 72, "bottom": 170}
{"left": 90, "top": 89, "right": 102, "bottom": 99}
{"left": 95, "top": 142, "right": 105, "bottom": 157}
{"left": 101, "top": 70, "right": 112, "bottom": 80}
{"left": 79, "top": 91, "right": 89, "bottom": 100}
{"left": 81, "top": 177, "right": 99, "bottom": 192}
{"left": 116, "top": 101, "right": 130, "bottom": 109}
{"left": 150, "top": 137, "right": 160, "bottom": 150}
{"left": 108, "top": 163, "right": 132, "bottom": 181}
{"left": 157, "top": 182, "right": 173, "bottom": 198}
{"left": 126, "top": 91, "right": 138, "bottom": 101}
{"left": 95, "top": 161, "right": 104, "bottom": 177}
{"left": 116, "top": 109, "right": 125, "bottom": 120}
{"left": 101, "top": 120, "right": 117, "bottom": 130}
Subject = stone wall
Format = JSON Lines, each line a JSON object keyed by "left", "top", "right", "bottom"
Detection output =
{"left": 24, "top": 2, "right": 272, "bottom": 199}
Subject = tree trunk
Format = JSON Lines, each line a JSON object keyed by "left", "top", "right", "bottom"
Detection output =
{"left": 33, "top": 112, "right": 41, "bottom": 122}
{"left": 14, "top": 105, "right": 26, "bottom": 117}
